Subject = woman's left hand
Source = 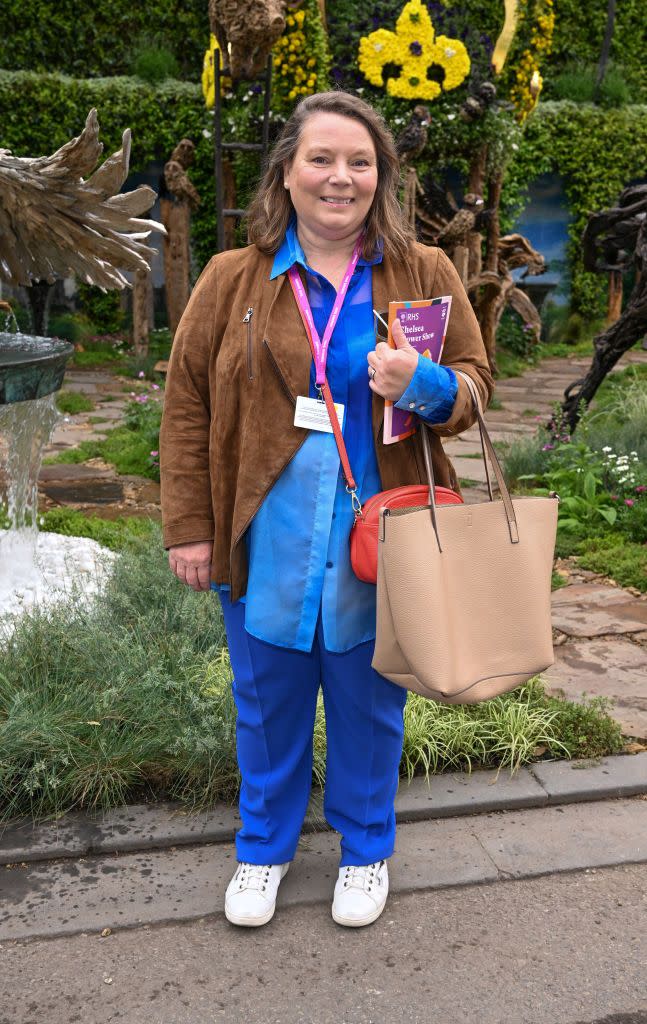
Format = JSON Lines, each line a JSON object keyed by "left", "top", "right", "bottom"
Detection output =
{"left": 367, "top": 317, "right": 418, "bottom": 401}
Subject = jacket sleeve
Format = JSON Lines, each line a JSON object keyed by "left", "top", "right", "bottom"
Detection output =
{"left": 427, "top": 248, "right": 494, "bottom": 437}
{"left": 159, "top": 256, "right": 218, "bottom": 550}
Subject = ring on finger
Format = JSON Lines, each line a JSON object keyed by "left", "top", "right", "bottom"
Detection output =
{"left": 369, "top": 366, "right": 377, "bottom": 382}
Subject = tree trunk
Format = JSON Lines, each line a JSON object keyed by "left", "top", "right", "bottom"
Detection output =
{"left": 606, "top": 269, "right": 623, "bottom": 325}
{"left": 467, "top": 145, "right": 487, "bottom": 280}
{"left": 478, "top": 171, "right": 504, "bottom": 373}
{"left": 595, "top": 0, "right": 616, "bottom": 100}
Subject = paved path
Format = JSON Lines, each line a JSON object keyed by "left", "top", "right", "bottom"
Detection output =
{"left": 1, "top": 809, "right": 647, "bottom": 1023}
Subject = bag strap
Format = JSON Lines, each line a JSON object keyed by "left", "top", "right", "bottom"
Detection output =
{"left": 421, "top": 370, "right": 520, "bottom": 550}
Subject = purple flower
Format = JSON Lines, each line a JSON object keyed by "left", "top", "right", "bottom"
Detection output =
{"left": 150, "top": 450, "right": 159, "bottom": 457}
{"left": 636, "top": 485, "right": 647, "bottom": 493}
{"left": 138, "top": 370, "right": 145, "bottom": 378}
{"left": 151, "top": 383, "right": 160, "bottom": 391}
{"left": 610, "top": 494, "right": 618, "bottom": 501}
{"left": 625, "top": 499, "right": 634, "bottom": 507}
{"left": 409, "top": 41, "right": 423, "bottom": 55}
{"left": 542, "top": 443, "right": 555, "bottom": 451}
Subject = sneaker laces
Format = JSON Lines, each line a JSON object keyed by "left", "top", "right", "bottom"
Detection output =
{"left": 341, "top": 861, "right": 383, "bottom": 894}
{"left": 233, "top": 863, "right": 273, "bottom": 894}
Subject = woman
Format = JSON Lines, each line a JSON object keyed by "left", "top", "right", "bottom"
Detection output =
{"left": 160, "top": 91, "right": 493, "bottom": 929}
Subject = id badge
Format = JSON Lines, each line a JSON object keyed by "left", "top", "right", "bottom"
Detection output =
{"left": 294, "top": 395, "right": 345, "bottom": 433}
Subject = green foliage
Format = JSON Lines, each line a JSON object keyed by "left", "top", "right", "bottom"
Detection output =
{"left": 546, "top": 0, "right": 646, "bottom": 102}
{"left": 551, "top": 64, "right": 634, "bottom": 107}
{"left": 48, "top": 312, "right": 94, "bottom": 344}
{"left": 3, "top": 0, "right": 207, "bottom": 80}
{"left": 76, "top": 284, "right": 125, "bottom": 334}
{"left": 496, "top": 307, "right": 539, "bottom": 360}
{"left": 39, "top": 508, "right": 156, "bottom": 551}
{"left": 504, "top": 102, "right": 647, "bottom": 314}
{"left": 131, "top": 42, "right": 179, "bottom": 84}
{"left": 504, "top": 369, "right": 647, "bottom": 545}
{"left": 0, "top": 525, "right": 625, "bottom": 822}
{"left": 55, "top": 390, "right": 95, "bottom": 415}
{"left": 572, "top": 535, "right": 647, "bottom": 592}
{"left": 540, "top": 689, "right": 624, "bottom": 759}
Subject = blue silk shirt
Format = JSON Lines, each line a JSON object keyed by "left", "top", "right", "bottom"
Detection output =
{"left": 212, "top": 223, "right": 458, "bottom": 653}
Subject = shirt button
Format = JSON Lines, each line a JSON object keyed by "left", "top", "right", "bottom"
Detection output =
{"left": 326, "top": 561, "right": 333, "bottom": 569}
{"left": 419, "top": 405, "right": 426, "bottom": 411}
{"left": 408, "top": 402, "right": 416, "bottom": 410}
{"left": 332, "top": 512, "right": 336, "bottom": 519}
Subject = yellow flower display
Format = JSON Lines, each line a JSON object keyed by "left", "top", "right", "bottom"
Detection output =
{"left": 509, "top": 0, "right": 554, "bottom": 121}
{"left": 358, "top": 0, "right": 470, "bottom": 101}
{"left": 273, "top": 8, "right": 318, "bottom": 105}
{"left": 202, "top": 34, "right": 231, "bottom": 108}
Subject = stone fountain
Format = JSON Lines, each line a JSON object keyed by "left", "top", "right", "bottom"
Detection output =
{"left": 0, "top": 111, "right": 164, "bottom": 617}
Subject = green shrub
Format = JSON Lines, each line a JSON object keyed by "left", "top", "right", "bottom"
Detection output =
{"left": 496, "top": 308, "right": 538, "bottom": 361}
{"left": 599, "top": 66, "right": 634, "bottom": 108}
{"left": 40, "top": 508, "right": 156, "bottom": 551}
{"left": 55, "top": 390, "right": 95, "bottom": 415}
{"left": 48, "top": 312, "right": 94, "bottom": 344}
{"left": 131, "top": 43, "right": 179, "bottom": 84}
{"left": 573, "top": 534, "right": 647, "bottom": 592}
{"left": 76, "top": 284, "right": 125, "bottom": 335}
{"left": 552, "top": 66, "right": 596, "bottom": 104}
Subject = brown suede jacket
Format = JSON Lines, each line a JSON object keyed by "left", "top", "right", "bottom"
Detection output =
{"left": 159, "top": 241, "right": 494, "bottom": 600}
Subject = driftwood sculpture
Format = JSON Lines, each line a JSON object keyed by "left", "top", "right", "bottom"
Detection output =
{"left": 396, "top": 106, "right": 431, "bottom": 229}
{"left": 561, "top": 184, "right": 647, "bottom": 432}
{"left": 468, "top": 233, "right": 545, "bottom": 372}
{"left": 160, "top": 139, "right": 201, "bottom": 335}
{"left": 0, "top": 109, "right": 163, "bottom": 292}
{"left": 208, "top": 0, "right": 287, "bottom": 80}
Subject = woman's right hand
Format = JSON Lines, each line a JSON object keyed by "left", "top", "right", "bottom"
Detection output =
{"left": 168, "top": 540, "right": 213, "bottom": 592}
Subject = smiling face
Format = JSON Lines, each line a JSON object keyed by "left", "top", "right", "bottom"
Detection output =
{"left": 283, "top": 111, "right": 379, "bottom": 246}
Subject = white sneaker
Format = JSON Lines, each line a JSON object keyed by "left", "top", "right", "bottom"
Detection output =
{"left": 225, "top": 861, "right": 290, "bottom": 927}
{"left": 332, "top": 859, "right": 389, "bottom": 927}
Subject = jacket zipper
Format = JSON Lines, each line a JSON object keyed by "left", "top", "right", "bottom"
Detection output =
{"left": 243, "top": 307, "right": 254, "bottom": 379}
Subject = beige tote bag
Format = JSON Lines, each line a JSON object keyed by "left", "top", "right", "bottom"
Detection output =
{"left": 372, "top": 371, "right": 559, "bottom": 705}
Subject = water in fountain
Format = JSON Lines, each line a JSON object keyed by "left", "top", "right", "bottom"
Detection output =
{"left": 0, "top": 393, "right": 60, "bottom": 607}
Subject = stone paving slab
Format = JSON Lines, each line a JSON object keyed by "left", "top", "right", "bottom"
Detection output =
{"left": 551, "top": 593, "right": 647, "bottom": 637}
{"left": 531, "top": 753, "right": 647, "bottom": 802}
{"left": 475, "top": 797, "right": 647, "bottom": 879}
{"left": 1, "top": 797, "right": 645, "bottom": 943}
{"left": 543, "top": 638, "right": 647, "bottom": 739}
{"left": 551, "top": 583, "right": 638, "bottom": 607}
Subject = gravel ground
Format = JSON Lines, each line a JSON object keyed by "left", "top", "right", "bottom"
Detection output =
{"left": 0, "top": 529, "right": 115, "bottom": 624}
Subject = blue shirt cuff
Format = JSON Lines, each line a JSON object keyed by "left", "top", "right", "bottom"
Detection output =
{"left": 394, "top": 356, "right": 458, "bottom": 425}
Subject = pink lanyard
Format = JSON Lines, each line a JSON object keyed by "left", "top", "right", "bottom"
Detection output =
{"left": 287, "top": 237, "right": 363, "bottom": 387}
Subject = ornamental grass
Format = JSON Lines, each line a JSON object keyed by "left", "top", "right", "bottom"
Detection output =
{"left": 0, "top": 523, "right": 623, "bottom": 824}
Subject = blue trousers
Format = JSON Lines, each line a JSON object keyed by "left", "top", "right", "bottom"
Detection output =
{"left": 220, "top": 595, "right": 408, "bottom": 867}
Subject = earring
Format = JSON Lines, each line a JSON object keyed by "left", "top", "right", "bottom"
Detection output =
{"left": 284, "top": 181, "right": 289, "bottom": 188}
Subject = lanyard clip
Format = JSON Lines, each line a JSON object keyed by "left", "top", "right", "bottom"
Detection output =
{"left": 347, "top": 486, "right": 363, "bottom": 518}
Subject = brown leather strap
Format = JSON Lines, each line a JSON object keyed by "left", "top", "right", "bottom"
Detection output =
{"left": 319, "top": 380, "right": 357, "bottom": 492}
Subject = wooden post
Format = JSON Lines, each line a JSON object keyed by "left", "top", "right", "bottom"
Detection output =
{"left": 160, "top": 199, "right": 192, "bottom": 335}
{"left": 133, "top": 268, "right": 152, "bottom": 359}
{"left": 467, "top": 146, "right": 487, "bottom": 280}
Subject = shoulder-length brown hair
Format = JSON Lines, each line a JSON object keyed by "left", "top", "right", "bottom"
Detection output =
{"left": 246, "top": 91, "right": 414, "bottom": 262}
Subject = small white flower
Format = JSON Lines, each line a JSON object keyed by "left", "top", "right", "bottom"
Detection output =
{"left": 202, "top": 129, "right": 212, "bottom": 139}
{"left": 511, "top": 143, "right": 519, "bottom": 151}
{"left": 602, "top": 446, "right": 612, "bottom": 453}
{"left": 446, "top": 113, "right": 456, "bottom": 120}
{"left": 444, "top": 47, "right": 456, "bottom": 58}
